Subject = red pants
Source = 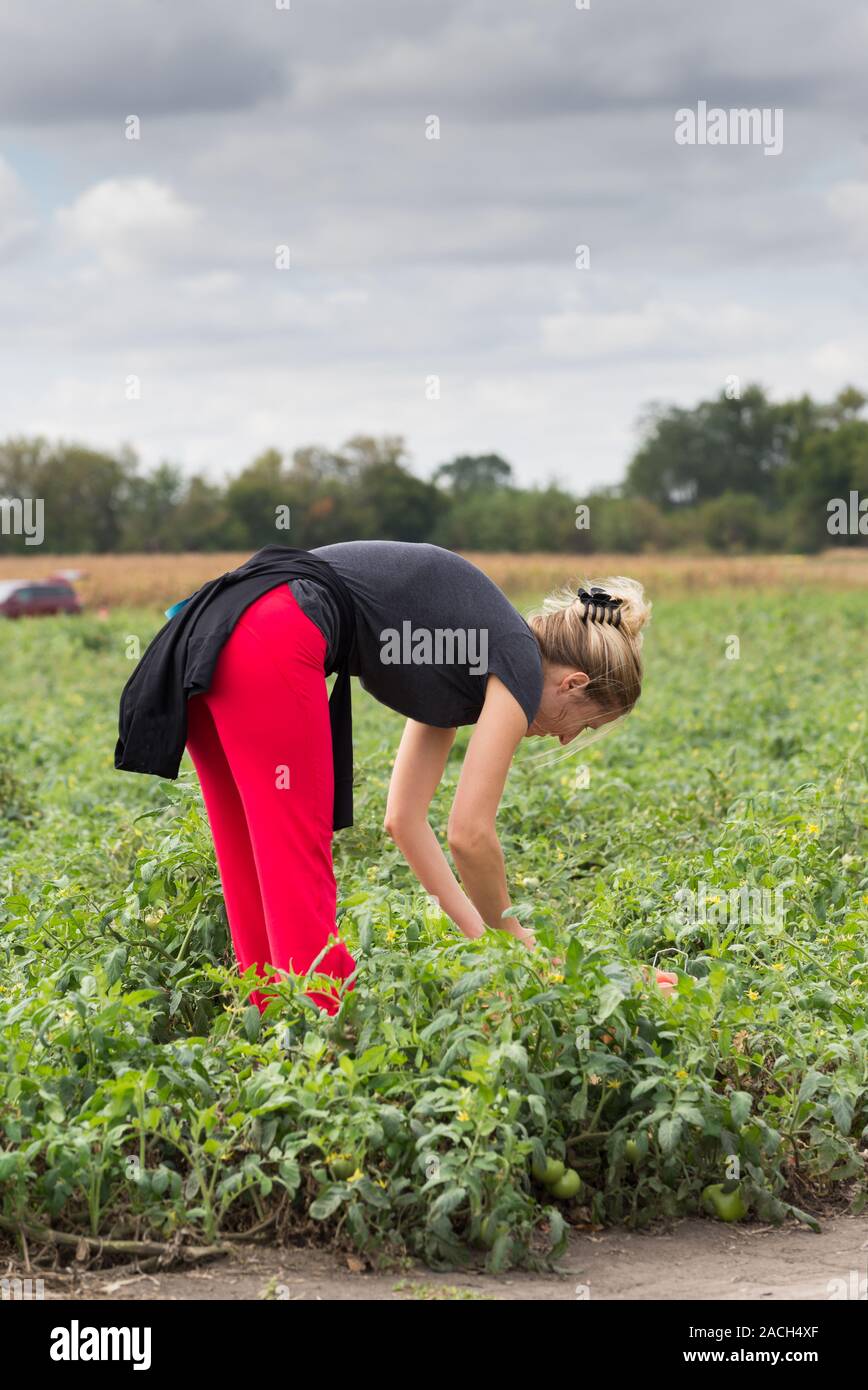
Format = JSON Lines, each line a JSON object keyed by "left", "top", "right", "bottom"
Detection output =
{"left": 185, "top": 584, "right": 356, "bottom": 1015}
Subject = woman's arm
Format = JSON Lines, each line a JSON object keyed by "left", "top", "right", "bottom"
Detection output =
{"left": 384, "top": 720, "right": 486, "bottom": 938}
{"left": 446, "top": 675, "right": 532, "bottom": 944}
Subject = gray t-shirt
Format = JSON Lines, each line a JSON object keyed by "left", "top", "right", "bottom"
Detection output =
{"left": 289, "top": 541, "right": 542, "bottom": 730}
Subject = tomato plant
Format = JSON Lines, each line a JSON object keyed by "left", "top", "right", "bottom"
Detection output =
{"left": 0, "top": 590, "right": 866, "bottom": 1270}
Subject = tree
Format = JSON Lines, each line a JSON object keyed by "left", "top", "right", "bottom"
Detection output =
{"left": 223, "top": 449, "right": 290, "bottom": 548}
{"left": 119, "top": 462, "right": 185, "bottom": 551}
{"left": 354, "top": 460, "right": 446, "bottom": 541}
{"left": 626, "top": 386, "right": 800, "bottom": 507}
{"left": 432, "top": 453, "right": 513, "bottom": 494}
{"left": 784, "top": 418, "right": 868, "bottom": 551}
{"left": 694, "top": 492, "right": 780, "bottom": 553}
{"left": 157, "top": 476, "right": 242, "bottom": 551}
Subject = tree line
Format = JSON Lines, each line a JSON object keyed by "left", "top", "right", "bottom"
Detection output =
{"left": 1, "top": 384, "right": 865, "bottom": 555}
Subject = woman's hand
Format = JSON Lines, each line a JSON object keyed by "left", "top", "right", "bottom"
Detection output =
{"left": 500, "top": 920, "right": 537, "bottom": 949}
{"left": 385, "top": 721, "right": 490, "bottom": 939}
{"left": 446, "top": 676, "right": 530, "bottom": 939}
{"left": 384, "top": 680, "right": 532, "bottom": 949}
{"left": 640, "top": 965, "right": 679, "bottom": 997}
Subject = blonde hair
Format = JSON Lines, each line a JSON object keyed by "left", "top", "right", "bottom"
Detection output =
{"left": 527, "top": 576, "right": 652, "bottom": 718}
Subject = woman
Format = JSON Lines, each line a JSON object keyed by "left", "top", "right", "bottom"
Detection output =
{"left": 116, "top": 541, "right": 659, "bottom": 1015}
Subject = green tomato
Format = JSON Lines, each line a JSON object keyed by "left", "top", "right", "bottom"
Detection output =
{"left": 532, "top": 1155, "right": 565, "bottom": 1185}
{"left": 702, "top": 1182, "right": 748, "bottom": 1222}
{"left": 328, "top": 1156, "right": 357, "bottom": 1181}
{"left": 624, "top": 1139, "right": 641, "bottom": 1168}
{"left": 548, "top": 1169, "right": 582, "bottom": 1200}
{"left": 479, "top": 1215, "right": 506, "bottom": 1249}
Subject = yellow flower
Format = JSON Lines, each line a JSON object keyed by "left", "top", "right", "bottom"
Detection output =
{"left": 675, "top": 1069, "right": 688, "bottom": 1080}
{"left": 771, "top": 962, "right": 785, "bottom": 972}
{"left": 457, "top": 1109, "right": 470, "bottom": 1122}
{"left": 549, "top": 972, "right": 565, "bottom": 984}
{"left": 607, "top": 1079, "right": 621, "bottom": 1090}
{"left": 747, "top": 989, "right": 759, "bottom": 1001}
{"left": 347, "top": 1169, "right": 365, "bottom": 1184}
{"left": 805, "top": 823, "right": 820, "bottom": 835}
{"left": 818, "top": 936, "right": 829, "bottom": 945}
{"left": 556, "top": 848, "right": 564, "bottom": 861}
{"left": 385, "top": 928, "right": 397, "bottom": 944}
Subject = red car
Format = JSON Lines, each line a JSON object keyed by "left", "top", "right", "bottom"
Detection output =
{"left": 0, "top": 578, "right": 83, "bottom": 618}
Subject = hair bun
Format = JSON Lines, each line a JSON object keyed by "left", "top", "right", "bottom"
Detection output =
{"left": 580, "top": 576, "right": 651, "bottom": 643}
{"left": 527, "top": 573, "right": 651, "bottom": 717}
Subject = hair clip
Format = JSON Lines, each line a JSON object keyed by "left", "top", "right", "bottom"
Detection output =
{"left": 577, "top": 586, "right": 623, "bottom": 626}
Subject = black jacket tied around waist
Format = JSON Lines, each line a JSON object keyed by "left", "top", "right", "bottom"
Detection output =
{"left": 114, "top": 546, "right": 357, "bottom": 831}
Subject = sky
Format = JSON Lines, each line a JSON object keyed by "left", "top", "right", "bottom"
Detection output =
{"left": 0, "top": 0, "right": 866, "bottom": 491}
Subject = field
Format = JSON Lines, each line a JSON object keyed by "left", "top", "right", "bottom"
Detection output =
{"left": 3, "top": 547, "right": 868, "bottom": 607}
{"left": 1, "top": 554, "right": 867, "bottom": 1290}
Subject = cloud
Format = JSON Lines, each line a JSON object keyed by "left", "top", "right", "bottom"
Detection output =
{"left": 827, "top": 181, "right": 868, "bottom": 247}
{"left": 540, "top": 298, "right": 776, "bottom": 360}
{"left": 0, "top": 1, "right": 285, "bottom": 121}
{"left": 56, "top": 178, "right": 201, "bottom": 273}
{"left": 0, "top": 156, "right": 37, "bottom": 259}
{"left": 290, "top": 0, "right": 865, "bottom": 119}
{"left": 1, "top": 0, "right": 866, "bottom": 489}
{"left": 809, "top": 340, "right": 866, "bottom": 377}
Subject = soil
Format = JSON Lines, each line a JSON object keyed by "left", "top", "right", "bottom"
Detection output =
{"left": 6, "top": 1212, "right": 868, "bottom": 1301}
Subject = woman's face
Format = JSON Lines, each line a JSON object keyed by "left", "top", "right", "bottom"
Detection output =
{"left": 526, "top": 666, "right": 617, "bottom": 745}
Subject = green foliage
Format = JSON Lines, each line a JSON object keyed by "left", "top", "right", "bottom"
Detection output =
{"left": 0, "top": 594, "right": 866, "bottom": 1269}
{"left": 0, "top": 738, "right": 39, "bottom": 831}
{"left": 625, "top": 384, "right": 868, "bottom": 551}
{"left": 3, "top": 384, "right": 867, "bottom": 555}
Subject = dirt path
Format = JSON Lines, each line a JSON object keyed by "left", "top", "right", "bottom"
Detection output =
{"left": 10, "top": 1213, "right": 867, "bottom": 1301}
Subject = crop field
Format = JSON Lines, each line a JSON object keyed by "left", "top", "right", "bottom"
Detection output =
{"left": 0, "top": 559, "right": 866, "bottom": 1280}
{"left": 3, "top": 547, "right": 868, "bottom": 608}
